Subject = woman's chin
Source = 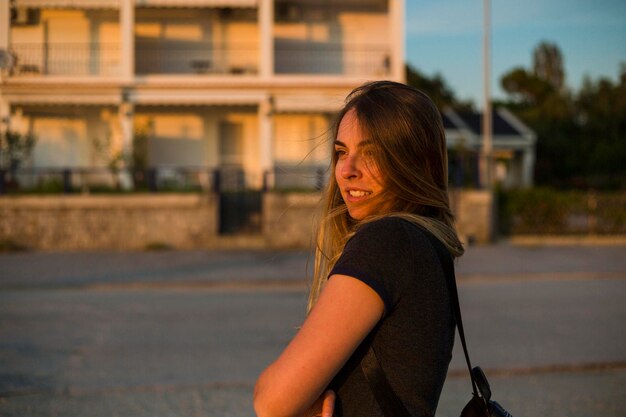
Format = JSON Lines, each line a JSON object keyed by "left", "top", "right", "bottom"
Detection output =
{"left": 347, "top": 207, "right": 369, "bottom": 221}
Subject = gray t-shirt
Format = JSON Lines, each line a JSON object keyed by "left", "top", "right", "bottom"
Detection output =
{"left": 328, "top": 217, "right": 455, "bottom": 417}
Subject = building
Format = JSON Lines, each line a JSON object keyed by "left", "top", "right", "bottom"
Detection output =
{"left": 0, "top": 0, "right": 405, "bottom": 192}
{"left": 444, "top": 108, "right": 536, "bottom": 189}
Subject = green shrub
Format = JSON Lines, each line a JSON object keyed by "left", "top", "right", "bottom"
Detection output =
{"left": 497, "top": 187, "right": 625, "bottom": 235}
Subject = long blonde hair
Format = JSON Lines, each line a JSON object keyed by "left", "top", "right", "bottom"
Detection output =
{"left": 308, "top": 81, "right": 465, "bottom": 312}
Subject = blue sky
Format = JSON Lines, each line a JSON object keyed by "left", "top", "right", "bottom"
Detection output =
{"left": 405, "top": 0, "right": 626, "bottom": 107}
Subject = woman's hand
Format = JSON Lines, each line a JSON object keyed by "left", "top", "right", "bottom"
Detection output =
{"left": 302, "top": 390, "right": 335, "bottom": 417}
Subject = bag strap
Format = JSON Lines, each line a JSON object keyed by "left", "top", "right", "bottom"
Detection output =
{"left": 361, "top": 343, "right": 412, "bottom": 417}
{"left": 360, "top": 233, "right": 479, "bottom": 416}
{"left": 429, "top": 235, "right": 479, "bottom": 397}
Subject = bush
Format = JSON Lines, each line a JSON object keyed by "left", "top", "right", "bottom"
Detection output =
{"left": 497, "top": 187, "right": 626, "bottom": 235}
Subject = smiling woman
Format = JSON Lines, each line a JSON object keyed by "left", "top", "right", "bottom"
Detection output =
{"left": 254, "top": 81, "right": 465, "bottom": 417}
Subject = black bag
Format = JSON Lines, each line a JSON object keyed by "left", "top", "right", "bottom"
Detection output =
{"left": 460, "top": 367, "right": 512, "bottom": 417}
{"left": 360, "top": 234, "right": 513, "bottom": 417}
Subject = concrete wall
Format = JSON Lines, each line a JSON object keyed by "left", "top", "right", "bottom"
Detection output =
{"left": 450, "top": 189, "right": 494, "bottom": 244}
{"left": 264, "top": 190, "right": 495, "bottom": 248}
{"left": 0, "top": 194, "right": 218, "bottom": 251}
{"left": 263, "top": 192, "right": 321, "bottom": 248}
{"left": 0, "top": 190, "right": 493, "bottom": 251}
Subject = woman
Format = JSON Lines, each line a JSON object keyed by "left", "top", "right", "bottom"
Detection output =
{"left": 254, "top": 81, "right": 464, "bottom": 417}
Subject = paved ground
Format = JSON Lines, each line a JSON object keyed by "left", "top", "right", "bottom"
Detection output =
{"left": 1, "top": 243, "right": 625, "bottom": 416}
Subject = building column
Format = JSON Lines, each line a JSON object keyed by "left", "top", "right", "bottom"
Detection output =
{"left": 120, "top": 0, "right": 135, "bottom": 82}
{"left": 389, "top": 0, "right": 405, "bottom": 82}
{"left": 0, "top": 1, "right": 9, "bottom": 50}
{"left": 259, "top": 0, "right": 274, "bottom": 79}
{"left": 521, "top": 147, "right": 535, "bottom": 188}
{"left": 259, "top": 96, "right": 274, "bottom": 189}
{"left": 0, "top": 0, "right": 10, "bottom": 80}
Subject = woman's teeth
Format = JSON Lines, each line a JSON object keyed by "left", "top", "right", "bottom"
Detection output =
{"left": 349, "top": 190, "right": 371, "bottom": 197}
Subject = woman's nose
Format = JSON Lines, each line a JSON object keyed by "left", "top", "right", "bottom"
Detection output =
{"left": 340, "top": 155, "right": 362, "bottom": 179}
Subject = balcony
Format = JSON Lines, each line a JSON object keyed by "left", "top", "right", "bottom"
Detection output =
{"left": 8, "top": 42, "right": 388, "bottom": 78}
{"left": 9, "top": 42, "right": 121, "bottom": 77}
{"left": 274, "top": 42, "right": 390, "bottom": 76}
{"left": 8, "top": 41, "right": 260, "bottom": 77}
{"left": 136, "top": 41, "right": 258, "bottom": 75}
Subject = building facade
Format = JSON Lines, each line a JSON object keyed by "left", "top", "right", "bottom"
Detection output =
{"left": 443, "top": 108, "right": 537, "bottom": 189}
{"left": 0, "top": 0, "right": 405, "bottom": 191}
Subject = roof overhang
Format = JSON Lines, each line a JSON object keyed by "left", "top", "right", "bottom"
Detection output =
{"left": 135, "top": 0, "right": 257, "bottom": 7}
{"left": 14, "top": 0, "right": 258, "bottom": 8}
{"left": 132, "top": 90, "right": 265, "bottom": 105}
{"left": 14, "top": 0, "right": 121, "bottom": 8}
{"left": 6, "top": 93, "right": 119, "bottom": 105}
{"left": 273, "top": 95, "right": 343, "bottom": 113}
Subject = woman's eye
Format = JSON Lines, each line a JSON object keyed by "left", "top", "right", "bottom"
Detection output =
{"left": 334, "top": 149, "right": 347, "bottom": 157}
{"left": 363, "top": 148, "right": 375, "bottom": 158}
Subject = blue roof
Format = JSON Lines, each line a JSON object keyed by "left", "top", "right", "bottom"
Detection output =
{"left": 454, "top": 110, "right": 523, "bottom": 136}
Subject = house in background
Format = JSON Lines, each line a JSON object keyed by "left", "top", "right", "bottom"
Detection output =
{"left": 443, "top": 108, "right": 536, "bottom": 189}
{"left": 0, "top": 0, "right": 534, "bottom": 193}
{"left": 0, "top": 0, "right": 405, "bottom": 191}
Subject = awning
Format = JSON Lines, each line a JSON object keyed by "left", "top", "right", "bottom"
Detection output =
{"left": 132, "top": 90, "right": 265, "bottom": 105}
{"left": 14, "top": 0, "right": 258, "bottom": 8}
{"left": 15, "top": 0, "right": 121, "bottom": 8}
{"left": 135, "top": 0, "right": 257, "bottom": 7}
{"left": 6, "top": 93, "right": 119, "bottom": 105}
{"left": 274, "top": 95, "right": 344, "bottom": 113}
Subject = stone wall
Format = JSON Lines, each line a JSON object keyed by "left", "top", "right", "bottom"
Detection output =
{"left": 263, "top": 192, "right": 321, "bottom": 248}
{"left": 449, "top": 189, "right": 494, "bottom": 244}
{"left": 0, "top": 190, "right": 493, "bottom": 251}
{"left": 264, "top": 190, "right": 494, "bottom": 248}
{"left": 0, "top": 194, "right": 219, "bottom": 251}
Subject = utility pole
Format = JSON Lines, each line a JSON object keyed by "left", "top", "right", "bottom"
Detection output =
{"left": 480, "top": 0, "right": 493, "bottom": 189}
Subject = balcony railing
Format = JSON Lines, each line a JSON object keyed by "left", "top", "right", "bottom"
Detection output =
{"left": 10, "top": 42, "right": 121, "bottom": 76}
{"left": 8, "top": 42, "right": 259, "bottom": 76}
{"left": 274, "top": 43, "right": 391, "bottom": 76}
{"left": 8, "top": 42, "right": 389, "bottom": 77}
{"left": 135, "top": 41, "right": 259, "bottom": 75}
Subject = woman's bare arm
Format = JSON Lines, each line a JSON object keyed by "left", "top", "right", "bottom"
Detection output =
{"left": 300, "top": 389, "right": 336, "bottom": 417}
{"left": 253, "top": 274, "right": 384, "bottom": 417}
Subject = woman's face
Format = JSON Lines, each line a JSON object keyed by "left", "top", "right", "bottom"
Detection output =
{"left": 334, "top": 109, "right": 388, "bottom": 220}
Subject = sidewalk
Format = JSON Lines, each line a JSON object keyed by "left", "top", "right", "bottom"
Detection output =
{"left": 1, "top": 242, "right": 625, "bottom": 289}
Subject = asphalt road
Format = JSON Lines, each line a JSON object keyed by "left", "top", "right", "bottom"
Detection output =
{"left": 1, "top": 244, "right": 625, "bottom": 417}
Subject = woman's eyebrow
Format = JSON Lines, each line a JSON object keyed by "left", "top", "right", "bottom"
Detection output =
{"left": 333, "top": 140, "right": 373, "bottom": 148}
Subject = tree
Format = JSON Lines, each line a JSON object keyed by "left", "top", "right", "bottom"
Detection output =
{"left": 499, "top": 42, "right": 626, "bottom": 189}
{"left": 405, "top": 64, "right": 473, "bottom": 110}
{"left": 532, "top": 41, "right": 565, "bottom": 92}
{"left": 575, "top": 74, "right": 626, "bottom": 188}
{"left": 92, "top": 119, "right": 153, "bottom": 190}
{"left": 0, "top": 130, "right": 36, "bottom": 177}
{"left": 500, "top": 66, "right": 554, "bottom": 105}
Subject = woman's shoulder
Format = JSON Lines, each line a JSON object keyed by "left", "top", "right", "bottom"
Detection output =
{"left": 353, "top": 217, "right": 446, "bottom": 267}
{"left": 358, "top": 215, "right": 404, "bottom": 231}
{"left": 356, "top": 216, "right": 432, "bottom": 245}
{"left": 350, "top": 217, "right": 408, "bottom": 245}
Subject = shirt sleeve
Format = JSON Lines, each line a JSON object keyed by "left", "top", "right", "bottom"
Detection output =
{"left": 329, "top": 217, "right": 415, "bottom": 314}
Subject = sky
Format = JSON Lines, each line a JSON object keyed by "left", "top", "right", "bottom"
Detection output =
{"left": 405, "top": 0, "right": 626, "bottom": 107}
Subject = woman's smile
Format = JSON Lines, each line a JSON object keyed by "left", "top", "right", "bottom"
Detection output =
{"left": 346, "top": 188, "right": 372, "bottom": 199}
